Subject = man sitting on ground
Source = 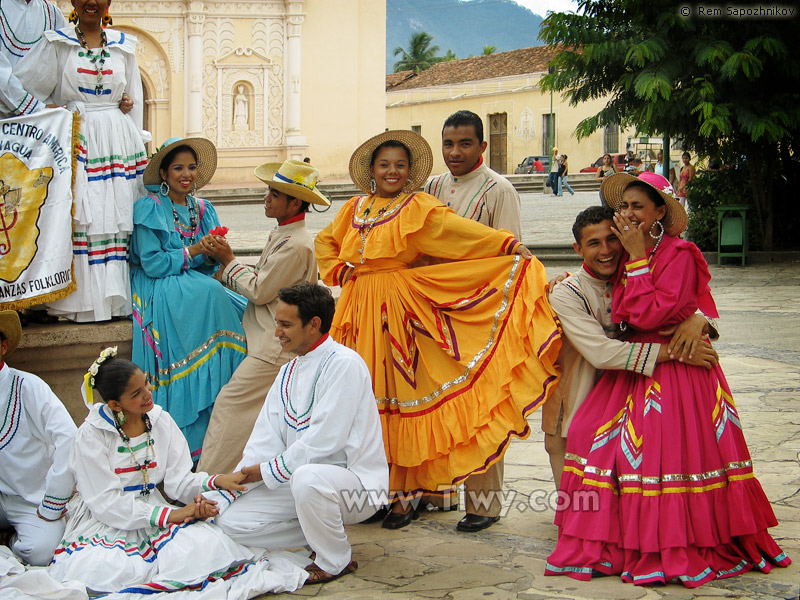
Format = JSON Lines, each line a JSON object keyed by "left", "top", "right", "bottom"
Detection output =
{"left": 214, "top": 283, "right": 389, "bottom": 584}
{"left": 0, "top": 310, "right": 76, "bottom": 565}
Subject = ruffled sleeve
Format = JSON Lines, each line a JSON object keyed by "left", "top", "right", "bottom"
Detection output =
{"left": 131, "top": 194, "right": 191, "bottom": 277}
{"left": 12, "top": 33, "right": 62, "bottom": 105}
{"left": 316, "top": 197, "right": 357, "bottom": 287}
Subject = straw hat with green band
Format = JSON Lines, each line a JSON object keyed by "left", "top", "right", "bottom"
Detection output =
{"left": 348, "top": 130, "right": 433, "bottom": 194}
{"left": 0, "top": 310, "right": 22, "bottom": 356}
{"left": 143, "top": 137, "right": 218, "bottom": 192}
{"left": 254, "top": 160, "right": 330, "bottom": 206}
{"left": 600, "top": 171, "right": 688, "bottom": 237}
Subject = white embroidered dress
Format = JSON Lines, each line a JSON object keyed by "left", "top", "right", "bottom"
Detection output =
{"left": 48, "top": 403, "right": 307, "bottom": 596}
{"left": 14, "top": 25, "right": 148, "bottom": 321}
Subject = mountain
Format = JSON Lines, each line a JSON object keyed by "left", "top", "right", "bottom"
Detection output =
{"left": 386, "top": 0, "right": 545, "bottom": 74}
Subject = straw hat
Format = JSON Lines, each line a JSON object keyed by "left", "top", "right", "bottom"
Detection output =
{"left": 0, "top": 310, "right": 22, "bottom": 356}
{"left": 143, "top": 137, "right": 218, "bottom": 191}
{"left": 600, "top": 171, "right": 688, "bottom": 237}
{"left": 254, "top": 160, "right": 330, "bottom": 206}
{"left": 348, "top": 130, "right": 433, "bottom": 194}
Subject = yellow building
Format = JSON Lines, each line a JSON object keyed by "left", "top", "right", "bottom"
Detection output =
{"left": 54, "top": 0, "right": 386, "bottom": 182}
{"left": 386, "top": 46, "right": 638, "bottom": 175}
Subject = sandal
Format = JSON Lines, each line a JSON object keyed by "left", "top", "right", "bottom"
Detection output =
{"left": 304, "top": 560, "right": 358, "bottom": 585}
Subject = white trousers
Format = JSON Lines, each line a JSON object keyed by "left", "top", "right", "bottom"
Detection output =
{"left": 0, "top": 494, "right": 65, "bottom": 566}
{"left": 216, "top": 464, "right": 376, "bottom": 575}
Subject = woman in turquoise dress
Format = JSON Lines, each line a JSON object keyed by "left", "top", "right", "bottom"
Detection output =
{"left": 130, "top": 137, "right": 246, "bottom": 460}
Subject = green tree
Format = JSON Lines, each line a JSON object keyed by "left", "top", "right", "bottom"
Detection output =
{"left": 393, "top": 32, "right": 444, "bottom": 74}
{"left": 539, "top": 1, "right": 800, "bottom": 249}
{"left": 482, "top": 45, "right": 497, "bottom": 55}
{"left": 443, "top": 49, "right": 458, "bottom": 62}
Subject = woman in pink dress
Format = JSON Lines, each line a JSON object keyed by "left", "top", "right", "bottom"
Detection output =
{"left": 545, "top": 172, "right": 789, "bottom": 588}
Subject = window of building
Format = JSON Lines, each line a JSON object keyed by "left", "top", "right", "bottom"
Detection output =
{"left": 411, "top": 125, "right": 421, "bottom": 135}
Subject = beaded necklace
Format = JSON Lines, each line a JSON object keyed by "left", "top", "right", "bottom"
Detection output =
{"left": 75, "top": 25, "right": 108, "bottom": 95}
{"left": 115, "top": 413, "right": 155, "bottom": 497}
{"left": 171, "top": 196, "right": 199, "bottom": 244}
{"left": 354, "top": 191, "right": 406, "bottom": 263}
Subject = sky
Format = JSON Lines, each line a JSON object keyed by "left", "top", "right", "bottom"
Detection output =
{"left": 512, "top": 0, "right": 579, "bottom": 17}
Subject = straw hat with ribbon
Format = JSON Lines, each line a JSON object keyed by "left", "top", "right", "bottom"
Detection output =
{"left": 254, "top": 160, "right": 330, "bottom": 206}
{"left": 0, "top": 310, "right": 22, "bottom": 356}
{"left": 143, "top": 137, "right": 218, "bottom": 192}
{"left": 600, "top": 171, "right": 688, "bottom": 237}
{"left": 348, "top": 130, "right": 433, "bottom": 194}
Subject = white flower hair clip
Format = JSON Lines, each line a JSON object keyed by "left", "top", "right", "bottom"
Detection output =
{"left": 81, "top": 346, "right": 118, "bottom": 407}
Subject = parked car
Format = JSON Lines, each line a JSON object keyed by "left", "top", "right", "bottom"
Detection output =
{"left": 515, "top": 156, "right": 550, "bottom": 174}
{"left": 580, "top": 153, "right": 642, "bottom": 173}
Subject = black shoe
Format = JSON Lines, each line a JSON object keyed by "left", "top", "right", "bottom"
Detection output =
{"left": 359, "top": 506, "right": 389, "bottom": 524}
{"left": 381, "top": 506, "right": 420, "bottom": 530}
{"left": 456, "top": 514, "right": 500, "bottom": 532}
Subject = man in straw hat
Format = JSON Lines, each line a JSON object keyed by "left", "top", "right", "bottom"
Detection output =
{"left": 0, "top": 310, "right": 76, "bottom": 565}
{"left": 197, "top": 159, "right": 327, "bottom": 474}
{"left": 423, "top": 110, "right": 522, "bottom": 532}
{"left": 543, "top": 204, "right": 718, "bottom": 489}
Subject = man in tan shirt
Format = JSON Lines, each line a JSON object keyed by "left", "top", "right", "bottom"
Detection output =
{"left": 197, "top": 160, "right": 328, "bottom": 473}
{"left": 424, "top": 110, "right": 521, "bottom": 532}
{"left": 544, "top": 205, "right": 719, "bottom": 487}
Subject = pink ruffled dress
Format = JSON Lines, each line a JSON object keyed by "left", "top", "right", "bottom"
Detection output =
{"left": 545, "top": 234, "right": 790, "bottom": 587}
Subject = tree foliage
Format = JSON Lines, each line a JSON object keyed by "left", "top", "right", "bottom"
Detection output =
{"left": 482, "top": 45, "right": 497, "bottom": 55}
{"left": 393, "top": 32, "right": 444, "bottom": 73}
{"left": 539, "top": 0, "right": 800, "bottom": 249}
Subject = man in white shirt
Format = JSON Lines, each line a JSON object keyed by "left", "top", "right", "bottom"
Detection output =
{"left": 0, "top": 310, "right": 76, "bottom": 565}
{"left": 214, "top": 283, "right": 389, "bottom": 584}
{"left": 0, "top": 0, "right": 65, "bottom": 118}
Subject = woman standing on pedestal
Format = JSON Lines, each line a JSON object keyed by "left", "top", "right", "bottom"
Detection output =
{"left": 14, "top": 0, "right": 147, "bottom": 322}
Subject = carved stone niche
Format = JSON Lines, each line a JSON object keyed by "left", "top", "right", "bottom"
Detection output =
{"left": 214, "top": 47, "right": 273, "bottom": 148}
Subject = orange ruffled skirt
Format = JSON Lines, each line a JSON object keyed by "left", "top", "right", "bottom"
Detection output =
{"left": 333, "top": 255, "right": 561, "bottom": 495}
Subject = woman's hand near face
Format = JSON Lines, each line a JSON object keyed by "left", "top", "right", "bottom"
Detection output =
{"left": 611, "top": 213, "right": 647, "bottom": 261}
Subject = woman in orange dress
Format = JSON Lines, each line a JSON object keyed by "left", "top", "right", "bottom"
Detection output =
{"left": 315, "top": 131, "right": 561, "bottom": 528}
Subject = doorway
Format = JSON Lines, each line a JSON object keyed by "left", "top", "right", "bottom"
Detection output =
{"left": 488, "top": 113, "right": 507, "bottom": 173}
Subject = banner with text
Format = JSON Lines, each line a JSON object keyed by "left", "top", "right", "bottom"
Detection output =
{"left": 0, "top": 108, "right": 78, "bottom": 309}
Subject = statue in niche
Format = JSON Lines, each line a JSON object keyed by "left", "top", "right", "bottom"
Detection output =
{"left": 233, "top": 85, "right": 249, "bottom": 131}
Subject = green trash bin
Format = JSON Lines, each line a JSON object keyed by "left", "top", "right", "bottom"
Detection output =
{"left": 716, "top": 205, "right": 748, "bottom": 266}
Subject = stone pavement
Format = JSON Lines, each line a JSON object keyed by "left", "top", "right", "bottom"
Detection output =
{"left": 221, "top": 192, "right": 800, "bottom": 600}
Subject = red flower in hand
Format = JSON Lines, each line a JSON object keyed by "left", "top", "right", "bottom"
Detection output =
{"left": 209, "top": 226, "right": 229, "bottom": 237}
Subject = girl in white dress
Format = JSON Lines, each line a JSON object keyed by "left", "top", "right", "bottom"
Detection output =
{"left": 48, "top": 349, "right": 308, "bottom": 596}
